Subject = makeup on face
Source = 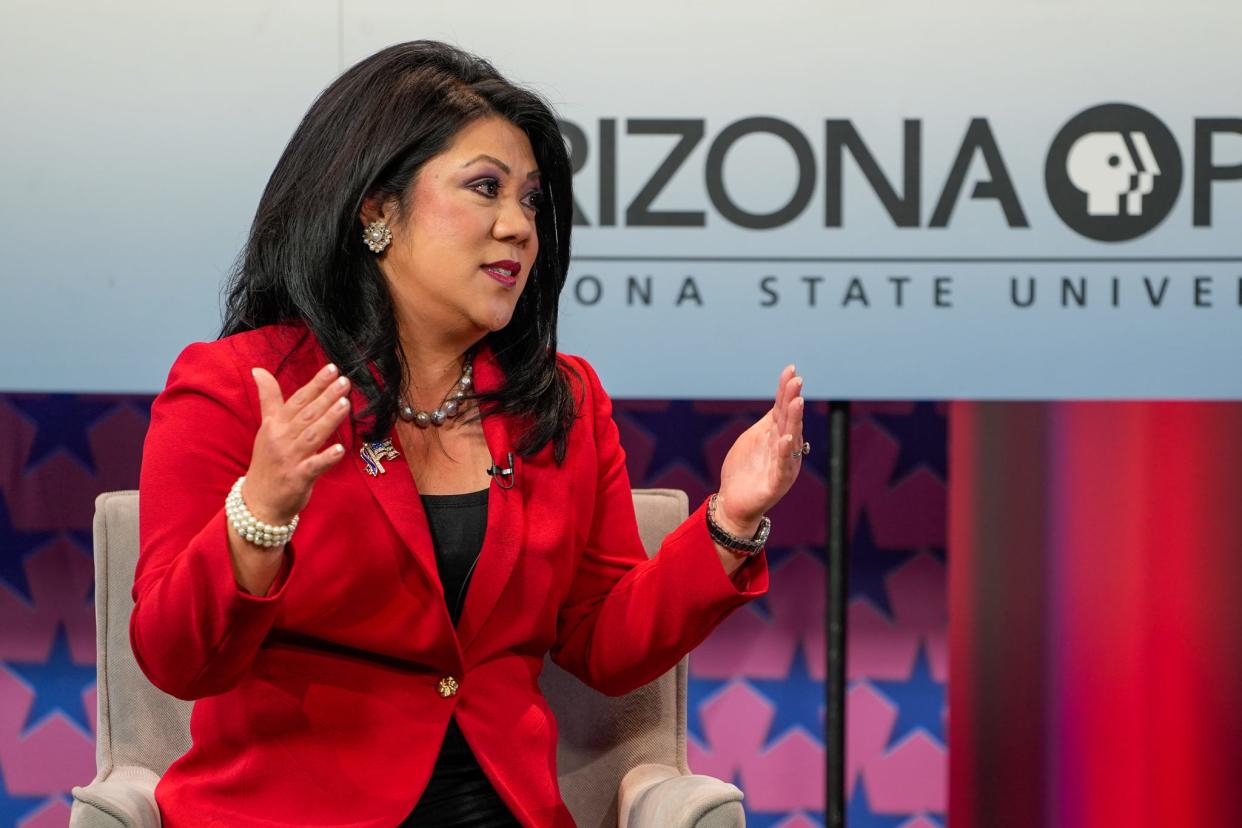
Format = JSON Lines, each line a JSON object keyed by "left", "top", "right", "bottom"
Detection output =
{"left": 461, "top": 160, "right": 543, "bottom": 211}
{"left": 455, "top": 146, "right": 541, "bottom": 290}
{"left": 367, "top": 117, "right": 545, "bottom": 344}
{"left": 481, "top": 259, "right": 520, "bottom": 287}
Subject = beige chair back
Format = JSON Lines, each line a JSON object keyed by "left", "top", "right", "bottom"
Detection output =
{"left": 541, "top": 489, "right": 692, "bottom": 826}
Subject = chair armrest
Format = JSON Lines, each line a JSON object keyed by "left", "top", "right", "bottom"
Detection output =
{"left": 620, "top": 763, "right": 745, "bottom": 828}
{"left": 70, "top": 765, "right": 161, "bottom": 828}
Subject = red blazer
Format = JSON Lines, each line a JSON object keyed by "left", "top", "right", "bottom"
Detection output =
{"left": 131, "top": 322, "right": 769, "bottom": 827}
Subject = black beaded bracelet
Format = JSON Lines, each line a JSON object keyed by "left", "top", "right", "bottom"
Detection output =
{"left": 706, "top": 493, "right": 770, "bottom": 558}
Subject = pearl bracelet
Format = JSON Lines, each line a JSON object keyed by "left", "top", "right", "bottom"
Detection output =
{"left": 226, "top": 476, "right": 299, "bottom": 548}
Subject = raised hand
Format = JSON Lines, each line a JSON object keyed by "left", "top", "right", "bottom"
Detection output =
{"left": 243, "top": 362, "right": 353, "bottom": 527}
{"left": 714, "top": 364, "right": 805, "bottom": 535}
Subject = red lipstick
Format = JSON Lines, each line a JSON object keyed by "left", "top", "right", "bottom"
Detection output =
{"left": 481, "top": 260, "right": 520, "bottom": 287}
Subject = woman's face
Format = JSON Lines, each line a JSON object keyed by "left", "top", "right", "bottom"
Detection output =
{"left": 368, "top": 116, "right": 542, "bottom": 341}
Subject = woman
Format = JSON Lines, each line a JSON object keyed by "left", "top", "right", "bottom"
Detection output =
{"left": 132, "top": 40, "right": 806, "bottom": 827}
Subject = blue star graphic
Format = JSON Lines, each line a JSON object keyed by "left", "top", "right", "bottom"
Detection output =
{"left": 686, "top": 674, "right": 732, "bottom": 745}
{"left": 10, "top": 394, "right": 116, "bottom": 474}
{"left": 0, "top": 494, "right": 57, "bottom": 603}
{"left": 748, "top": 543, "right": 806, "bottom": 621}
{"left": 68, "top": 529, "right": 97, "bottom": 603}
{"left": 126, "top": 395, "right": 154, "bottom": 420}
{"left": 870, "top": 643, "right": 945, "bottom": 751}
{"left": 623, "top": 401, "right": 738, "bottom": 483}
{"left": 846, "top": 776, "right": 907, "bottom": 828}
{"left": 746, "top": 810, "right": 826, "bottom": 828}
{"left": 849, "top": 511, "right": 916, "bottom": 619}
{"left": 0, "top": 774, "right": 52, "bottom": 828}
{"left": 761, "top": 543, "right": 807, "bottom": 572}
{"left": 748, "top": 647, "right": 825, "bottom": 750}
{"left": 68, "top": 529, "right": 93, "bottom": 553}
{"left": 871, "top": 402, "right": 947, "bottom": 487}
{"left": 5, "top": 622, "right": 97, "bottom": 737}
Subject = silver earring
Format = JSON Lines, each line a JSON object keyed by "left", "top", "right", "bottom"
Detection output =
{"left": 363, "top": 220, "right": 392, "bottom": 253}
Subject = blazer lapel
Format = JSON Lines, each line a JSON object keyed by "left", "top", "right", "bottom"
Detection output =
{"left": 455, "top": 342, "right": 526, "bottom": 652}
{"left": 348, "top": 385, "right": 447, "bottom": 610}
{"left": 342, "top": 342, "right": 527, "bottom": 652}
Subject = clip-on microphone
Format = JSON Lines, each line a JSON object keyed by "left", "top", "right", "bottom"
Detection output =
{"left": 486, "top": 451, "right": 516, "bottom": 489}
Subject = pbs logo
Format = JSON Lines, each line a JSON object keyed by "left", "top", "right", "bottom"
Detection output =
{"left": 1045, "top": 103, "right": 1183, "bottom": 242}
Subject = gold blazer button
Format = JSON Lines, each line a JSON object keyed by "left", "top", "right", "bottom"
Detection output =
{"left": 438, "top": 676, "right": 459, "bottom": 698}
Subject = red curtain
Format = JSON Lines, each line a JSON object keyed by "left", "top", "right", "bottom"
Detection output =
{"left": 949, "top": 402, "right": 1242, "bottom": 828}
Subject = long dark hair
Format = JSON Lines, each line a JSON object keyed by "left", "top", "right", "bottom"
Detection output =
{"left": 221, "top": 40, "right": 579, "bottom": 462}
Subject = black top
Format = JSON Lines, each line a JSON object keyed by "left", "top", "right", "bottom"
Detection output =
{"left": 400, "top": 488, "right": 521, "bottom": 827}
{"left": 422, "top": 488, "right": 491, "bottom": 627}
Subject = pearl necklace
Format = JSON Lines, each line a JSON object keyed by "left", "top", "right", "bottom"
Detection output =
{"left": 397, "top": 354, "right": 473, "bottom": 428}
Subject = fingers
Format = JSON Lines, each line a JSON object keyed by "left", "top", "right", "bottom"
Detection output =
{"left": 773, "top": 364, "right": 795, "bottom": 433}
{"left": 252, "top": 362, "right": 351, "bottom": 437}
{"left": 789, "top": 396, "right": 805, "bottom": 458}
{"left": 779, "top": 366, "right": 805, "bottom": 464}
{"left": 774, "top": 364, "right": 806, "bottom": 438}
{"left": 296, "top": 390, "right": 352, "bottom": 450}
{"left": 787, "top": 374, "right": 804, "bottom": 412}
{"left": 774, "top": 363, "right": 794, "bottom": 402}
{"left": 251, "top": 362, "right": 352, "bottom": 471}
{"left": 298, "top": 442, "right": 348, "bottom": 479}
{"left": 297, "top": 374, "right": 351, "bottom": 427}
{"left": 252, "top": 368, "right": 283, "bottom": 421}
{"left": 283, "top": 363, "right": 342, "bottom": 421}
{"left": 245, "top": 362, "right": 352, "bottom": 525}
{"left": 790, "top": 377, "right": 804, "bottom": 431}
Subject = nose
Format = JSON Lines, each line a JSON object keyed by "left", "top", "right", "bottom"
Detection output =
{"left": 491, "top": 192, "right": 535, "bottom": 247}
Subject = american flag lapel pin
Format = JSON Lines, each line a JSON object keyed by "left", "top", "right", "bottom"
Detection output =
{"left": 360, "top": 438, "right": 400, "bottom": 477}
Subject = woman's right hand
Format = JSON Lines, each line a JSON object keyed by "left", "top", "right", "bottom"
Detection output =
{"left": 243, "top": 362, "right": 353, "bottom": 526}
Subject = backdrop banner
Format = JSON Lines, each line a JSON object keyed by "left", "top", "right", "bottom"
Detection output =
{"left": 2, "top": 0, "right": 1239, "bottom": 398}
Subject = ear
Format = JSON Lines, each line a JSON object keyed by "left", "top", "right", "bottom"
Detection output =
{"left": 359, "top": 192, "right": 398, "bottom": 229}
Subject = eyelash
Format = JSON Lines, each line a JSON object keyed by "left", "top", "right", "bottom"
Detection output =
{"left": 471, "top": 178, "right": 542, "bottom": 211}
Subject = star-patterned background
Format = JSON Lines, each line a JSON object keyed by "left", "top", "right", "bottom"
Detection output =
{"left": 0, "top": 392, "right": 947, "bottom": 827}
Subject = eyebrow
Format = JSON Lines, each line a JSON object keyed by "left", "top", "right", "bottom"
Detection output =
{"left": 461, "top": 154, "right": 541, "bottom": 180}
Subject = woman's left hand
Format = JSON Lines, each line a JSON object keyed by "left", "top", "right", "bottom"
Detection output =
{"left": 715, "top": 364, "right": 805, "bottom": 535}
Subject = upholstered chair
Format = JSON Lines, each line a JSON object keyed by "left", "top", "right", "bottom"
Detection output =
{"left": 69, "top": 489, "right": 745, "bottom": 827}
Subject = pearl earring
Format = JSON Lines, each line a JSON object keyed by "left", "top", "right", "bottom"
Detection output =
{"left": 363, "top": 220, "right": 392, "bottom": 253}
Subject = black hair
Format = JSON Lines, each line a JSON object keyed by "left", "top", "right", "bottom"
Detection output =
{"left": 220, "top": 40, "right": 579, "bottom": 462}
